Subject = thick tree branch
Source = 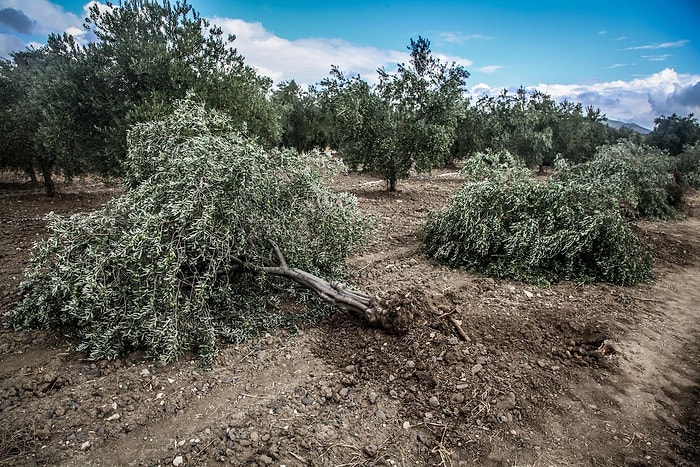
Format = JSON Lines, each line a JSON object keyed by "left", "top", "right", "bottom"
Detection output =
{"left": 237, "top": 240, "right": 410, "bottom": 334}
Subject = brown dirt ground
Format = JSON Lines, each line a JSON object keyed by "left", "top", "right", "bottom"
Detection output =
{"left": 0, "top": 171, "right": 698, "bottom": 466}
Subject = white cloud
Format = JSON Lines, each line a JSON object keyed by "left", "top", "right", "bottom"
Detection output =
{"left": 642, "top": 54, "right": 672, "bottom": 62}
{"left": 606, "top": 63, "right": 628, "bottom": 69}
{"left": 434, "top": 52, "right": 472, "bottom": 68}
{"left": 465, "top": 68, "right": 700, "bottom": 129}
{"left": 0, "top": 0, "right": 82, "bottom": 36}
{"left": 467, "top": 82, "right": 498, "bottom": 98}
{"left": 437, "top": 32, "right": 492, "bottom": 44}
{"left": 648, "top": 79, "right": 700, "bottom": 117}
{"left": 476, "top": 65, "right": 504, "bottom": 73}
{"left": 213, "top": 17, "right": 406, "bottom": 84}
{"left": 0, "top": 31, "right": 24, "bottom": 57}
{"left": 213, "top": 17, "right": 473, "bottom": 86}
{"left": 625, "top": 40, "right": 689, "bottom": 50}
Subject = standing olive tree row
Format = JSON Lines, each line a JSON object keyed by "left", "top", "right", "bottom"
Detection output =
{"left": 314, "top": 40, "right": 634, "bottom": 189}
{"left": 0, "top": 0, "right": 279, "bottom": 195}
{"left": 320, "top": 37, "right": 470, "bottom": 191}
{"left": 452, "top": 88, "right": 619, "bottom": 169}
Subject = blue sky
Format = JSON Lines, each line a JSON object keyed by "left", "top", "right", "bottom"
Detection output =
{"left": 1, "top": 0, "right": 699, "bottom": 128}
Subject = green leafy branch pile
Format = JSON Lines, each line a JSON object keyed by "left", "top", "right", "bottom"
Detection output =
{"left": 422, "top": 151, "right": 653, "bottom": 285}
{"left": 553, "top": 140, "right": 676, "bottom": 220}
{"left": 675, "top": 142, "right": 700, "bottom": 189}
{"left": 9, "top": 97, "right": 371, "bottom": 362}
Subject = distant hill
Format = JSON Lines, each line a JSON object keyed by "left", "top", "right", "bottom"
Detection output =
{"left": 605, "top": 119, "right": 651, "bottom": 134}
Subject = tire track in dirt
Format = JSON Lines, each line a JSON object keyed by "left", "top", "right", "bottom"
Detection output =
{"left": 61, "top": 335, "right": 332, "bottom": 466}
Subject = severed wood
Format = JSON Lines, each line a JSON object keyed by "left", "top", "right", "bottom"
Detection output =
{"left": 448, "top": 315, "right": 471, "bottom": 342}
{"left": 235, "top": 241, "right": 410, "bottom": 334}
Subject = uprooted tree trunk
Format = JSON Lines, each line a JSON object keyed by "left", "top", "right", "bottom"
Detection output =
{"left": 235, "top": 241, "right": 411, "bottom": 335}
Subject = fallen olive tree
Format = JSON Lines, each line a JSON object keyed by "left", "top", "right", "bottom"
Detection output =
{"left": 9, "top": 97, "right": 405, "bottom": 363}
{"left": 422, "top": 151, "right": 653, "bottom": 286}
{"left": 552, "top": 141, "right": 678, "bottom": 220}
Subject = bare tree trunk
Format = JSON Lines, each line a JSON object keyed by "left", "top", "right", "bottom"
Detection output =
{"left": 235, "top": 242, "right": 411, "bottom": 334}
{"left": 38, "top": 158, "right": 56, "bottom": 197}
{"left": 25, "top": 165, "right": 39, "bottom": 185}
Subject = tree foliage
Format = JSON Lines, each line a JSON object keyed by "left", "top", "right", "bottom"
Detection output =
{"left": 80, "top": 0, "right": 279, "bottom": 161}
{"left": 10, "top": 98, "right": 371, "bottom": 363}
{"left": 271, "top": 80, "right": 331, "bottom": 152}
{"left": 456, "top": 89, "right": 618, "bottom": 167}
{"left": 320, "top": 67, "right": 398, "bottom": 185}
{"left": 377, "top": 37, "right": 470, "bottom": 171}
{"left": 549, "top": 101, "right": 616, "bottom": 164}
{"left": 646, "top": 113, "right": 700, "bottom": 156}
{"left": 553, "top": 141, "right": 677, "bottom": 220}
{"left": 471, "top": 89, "right": 553, "bottom": 169}
{"left": 675, "top": 142, "right": 700, "bottom": 189}
{"left": 0, "top": 0, "right": 279, "bottom": 193}
{"left": 0, "top": 37, "right": 88, "bottom": 194}
{"left": 0, "top": 52, "right": 38, "bottom": 181}
{"left": 422, "top": 155, "right": 653, "bottom": 285}
{"left": 321, "top": 37, "right": 469, "bottom": 190}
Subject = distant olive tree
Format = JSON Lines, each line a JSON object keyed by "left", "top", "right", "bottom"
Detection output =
{"left": 549, "top": 101, "right": 616, "bottom": 164}
{"left": 321, "top": 37, "right": 469, "bottom": 190}
{"left": 474, "top": 88, "right": 553, "bottom": 170}
{"left": 646, "top": 113, "right": 700, "bottom": 156}
{"left": 271, "top": 80, "right": 331, "bottom": 152}
{"left": 674, "top": 142, "right": 700, "bottom": 189}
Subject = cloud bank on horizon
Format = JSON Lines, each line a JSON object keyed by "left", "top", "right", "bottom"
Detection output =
{"left": 1, "top": 0, "right": 699, "bottom": 130}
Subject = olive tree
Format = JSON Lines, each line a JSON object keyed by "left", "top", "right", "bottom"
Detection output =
{"left": 550, "top": 101, "right": 616, "bottom": 164}
{"left": 0, "top": 54, "right": 38, "bottom": 182}
{"left": 9, "top": 98, "right": 408, "bottom": 363}
{"left": 322, "top": 37, "right": 469, "bottom": 191}
{"left": 675, "top": 142, "right": 700, "bottom": 189}
{"left": 77, "top": 0, "right": 280, "bottom": 168}
{"left": 0, "top": 37, "right": 87, "bottom": 195}
{"left": 646, "top": 113, "right": 700, "bottom": 156}
{"left": 377, "top": 37, "right": 470, "bottom": 175}
{"left": 271, "top": 80, "right": 331, "bottom": 152}
{"left": 320, "top": 67, "right": 397, "bottom": 185}
{"left": 474, "top": 88, "right": 553, "bottom": 170}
